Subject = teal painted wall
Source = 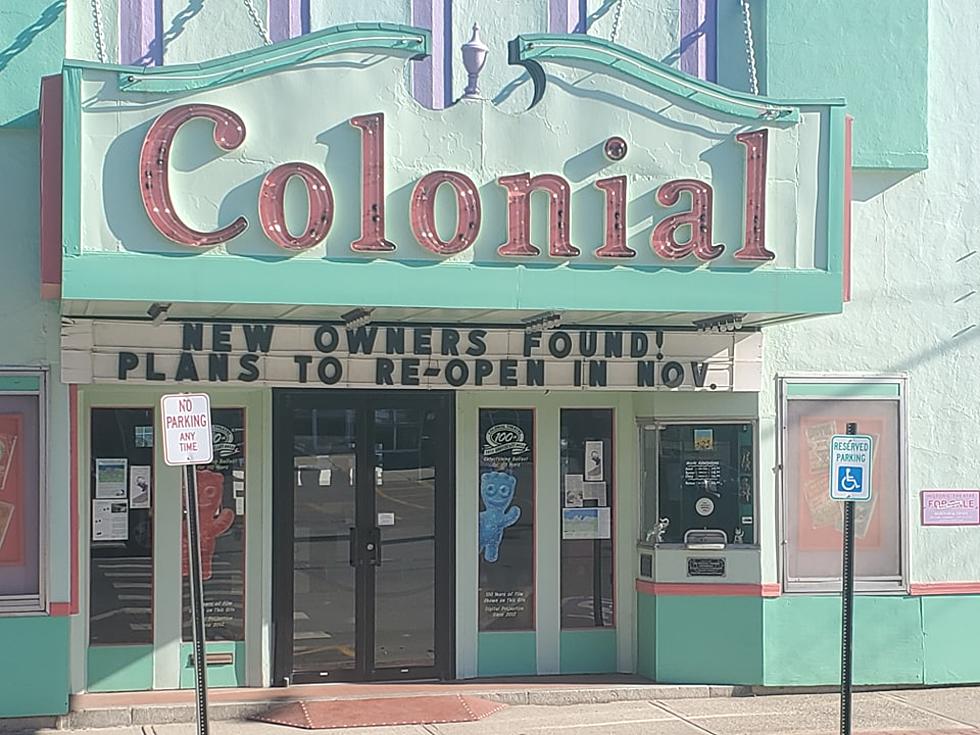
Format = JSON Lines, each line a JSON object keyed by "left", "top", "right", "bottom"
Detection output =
{"left": 179, "top": 642, "right": 247, "bottom": 689}
{"left": 560, "top": 629, "right": 618, "bottom": 675}
{"left": 763, "top": 596, "right": 923, "bottom": 686}
{"left": 87, "top": 646, "right": 154, "bottom": 693}
{"left": 656, "top": 596, "right": 764, "bottom": 685}
{"left": 635, "top": 593, "right": 656, "bottom": 680}
{"left": 0, "top": 1, "right": 66, "bottom": 127}
{"left": 0, "top": 616, "right": 69, "bottom": 716}
{"left": 641, "top": 594, "right": 980, "bottom": 687}
{"left": 0, "top": 48, "right": 71, "bottom": 718}
{"left": 921, "top": 596, "right": 980, "bottom": 685}
{"left": 763, "top": 0, "right": 928, "bottom": 168}
{"left": 477, "top": 632, "right": 536, "bottom": 677}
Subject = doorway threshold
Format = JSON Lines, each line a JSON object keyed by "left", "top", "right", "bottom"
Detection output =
{"left": 65, "top": 676, "right": 744, "bottom": 729}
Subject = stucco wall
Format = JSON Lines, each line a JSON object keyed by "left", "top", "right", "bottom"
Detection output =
{"left": 762, "top": 0, "right": 979, "bottom": 585}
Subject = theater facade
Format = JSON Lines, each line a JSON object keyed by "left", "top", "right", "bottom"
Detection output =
{"left": 39, "top": 24, "right": 851, "bottom": 693}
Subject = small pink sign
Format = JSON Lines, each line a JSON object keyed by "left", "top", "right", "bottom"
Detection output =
{"left": 921, "top": 490, "right": 980, "bottom": 526}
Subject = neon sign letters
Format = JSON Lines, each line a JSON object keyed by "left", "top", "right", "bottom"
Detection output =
{"left": 139, "top": 105, "right": 774, "bottom": 262}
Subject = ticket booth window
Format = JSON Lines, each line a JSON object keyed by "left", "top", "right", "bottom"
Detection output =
{"left": 641, "top": 422, "right": 756, "bottom": 546}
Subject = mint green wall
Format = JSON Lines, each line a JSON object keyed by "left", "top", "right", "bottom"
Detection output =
{"left": 764, "top": 0, "right": 928, "bottom": 168}
{"left": 0, "top": 114, "right": 72, "bottom": 719}
{"left": 0, "top": 1, "right": 65, "bottom": 126}
{"left": 639, "top": 593, "right": 980, "bottom": 686}
{"left": 179, "top": 642, "right": 247, "bottom": 689}
{"left": 921, "top": 596, "right": 980, "bottom": 684}
{"left": 761, "top": 0, "right": 980, "bottom": 590}
{"left": 477, "top": 632, "right": 536, "bottom": 677}
{"left": 87, "top": 645, "right": 154, "bottom": 693}
{"left": 0, "top": 616, "right": 69, "bottom": 716}
{"left": 763, "top": 596, "right": 922, "bottom": 686}
{"left": 559, "top": 630, "right": 618, "bottom": 675}
{"left": 656, "top": 595, "right": 764, "bottom": 685}
{"left": 635, "top": 593, "right": 656, "bottom": 680}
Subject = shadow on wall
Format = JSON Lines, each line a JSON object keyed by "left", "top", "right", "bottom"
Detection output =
{"left": 0, "top": 0, "right": 64, "bottom": 73}
{"left": 852, "top": 169, "right": 917, "bottom": 202}
{"left": 135, "top": 0, "right": 203, "bottom": 67}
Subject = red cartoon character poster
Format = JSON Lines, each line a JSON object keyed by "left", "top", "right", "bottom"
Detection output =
{"left": 182, "top": 469, "right": 235, "bottom": 580}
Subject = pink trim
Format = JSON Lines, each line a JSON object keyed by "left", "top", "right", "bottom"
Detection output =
{"left": 909, "top": 582, "right": 980, "bottom": 596}
{"left": 636, "top": 579, "right": 781, "bottom": 597}
{"left": 843, "top": 115, "right": 853, "bottom": 302}
{"left": 39, "top": 74, "right": 63, "bottom": 300}
{"left": 69, "top": 385, "right": 79, "bottom": 615}
{"left": 49, "top": 602, "right": 72, "bottom": 616}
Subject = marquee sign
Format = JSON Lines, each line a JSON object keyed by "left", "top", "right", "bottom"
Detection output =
{"left": 61, "top": 320, "right": 762, "bottom": 391}
{"left": 50, "top": 26, "right": 847, "bottom": 318}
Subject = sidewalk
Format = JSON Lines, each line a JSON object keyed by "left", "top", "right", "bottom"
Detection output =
{"left": 13, "top": 686, "right": 980, "bottom": 735}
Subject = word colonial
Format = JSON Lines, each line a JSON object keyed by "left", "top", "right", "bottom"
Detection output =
{"left": 85, "top": 322, "right": 760, "bottom": 391}
{"left": 142, "top": 106, "right": 775, "bottom": 262}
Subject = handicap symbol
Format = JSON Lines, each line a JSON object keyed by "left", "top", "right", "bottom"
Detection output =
{"left": 837, "top": 466, "right": 862, "bottom": 493}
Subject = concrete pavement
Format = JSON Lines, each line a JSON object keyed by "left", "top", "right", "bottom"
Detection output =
{"left": 12, "top": 687, "right": 980, "bottom": 735}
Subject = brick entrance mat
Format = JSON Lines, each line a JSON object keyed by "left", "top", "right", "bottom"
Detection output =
{"left": 251, "top": 695, "right": 507, "bottom": 729}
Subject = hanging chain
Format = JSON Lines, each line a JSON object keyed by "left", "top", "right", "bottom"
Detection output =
{"left": 242, "top": 0, "right": 273, "bottom": 45}
{"left": 740, "top": 0, "right": 760, "bottom": 96}
{"left": 90, "top": 0, "right": 107, "bottom": 63}
{"left": 609, "top": 0, "right": 625, "bottom": 44}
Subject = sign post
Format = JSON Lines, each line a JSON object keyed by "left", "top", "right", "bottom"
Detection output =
{"left": 829, "top": 423, "right": 872, "bottom": 735}
{"left": 161, "top": 393, "right": 214, "bottom": 735}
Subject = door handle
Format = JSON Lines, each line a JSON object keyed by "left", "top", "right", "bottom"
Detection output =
{"left": 349, "top": 526, "right": 358, "bottom": 567}
{"left": 366, "top": 527, "right": 381, "bottom": 567}
{"left": 349, "top": 527, "right": 382, "bottom": 567}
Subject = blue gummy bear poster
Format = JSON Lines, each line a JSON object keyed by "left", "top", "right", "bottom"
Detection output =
{"left": 478, "top": 409, "right": 534, "bottom": 631}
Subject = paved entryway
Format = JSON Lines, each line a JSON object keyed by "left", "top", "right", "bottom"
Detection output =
{"left": 12, "top": 687, "right": 980, "bottom": 735}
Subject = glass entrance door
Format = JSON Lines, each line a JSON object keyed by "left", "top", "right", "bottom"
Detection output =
{"left": 272, "top": 391, "right": 454, "bottom": 684}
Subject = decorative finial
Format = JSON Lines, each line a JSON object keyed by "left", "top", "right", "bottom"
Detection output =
{"left": 461, "top": 23, "right": 489, "bottom": 100}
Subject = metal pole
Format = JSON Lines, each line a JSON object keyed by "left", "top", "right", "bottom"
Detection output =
{"left": 839, "top": 422, "right": 857, "bottom": 735}
{"left": 184, "top": 464, "right": 211, "bottom": 735}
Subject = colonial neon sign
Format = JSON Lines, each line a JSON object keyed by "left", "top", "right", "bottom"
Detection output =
{"left": 139, "top": 104, "right": 774, "bottom": 262}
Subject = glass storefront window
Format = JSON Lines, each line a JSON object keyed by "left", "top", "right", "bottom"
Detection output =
{"left": 0, "top": 387, "right": 43, "bottom": 610}
{"left": 182, "top": 408, "right": 246, "bottom": 642}
{"left": 644, "top": 423, "right": 756, "bottom": 546}
{"left": 560, "top": 409, "right": 614, "bottom": 629}
{"left": 89, "top": 408, "right": 154, "bottom": 644}
{"left": 478, "top": 408, "right": 535, "bottom": 631}
{"left": 781, "top": 387, "right": 904, "bottom": 591}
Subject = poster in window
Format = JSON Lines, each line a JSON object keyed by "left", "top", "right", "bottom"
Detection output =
{"left": 182, "top": 409, "right": 246, "bottom": 641}
{"left": 0, "top": 414, "right": 23, "bottom": 564}
{"left": 478, "top": 409, "right": 534, "bottom": 631}
{"left": 797, "top": 417, "right": 882, "bottom": 550}
{"left": 129, "top": 465, "right": 151, "bottom": 509}
{"left": 95, "top": 458, "right": 128, "bottom": 499}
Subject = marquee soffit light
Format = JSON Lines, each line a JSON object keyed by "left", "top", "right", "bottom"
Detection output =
{"left": 693, "top": 313, "right": 745, "bottom": 333}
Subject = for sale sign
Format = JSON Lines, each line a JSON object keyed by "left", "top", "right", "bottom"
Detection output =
{"left": 161, "top": 393, "right": 213, "bottom": 466}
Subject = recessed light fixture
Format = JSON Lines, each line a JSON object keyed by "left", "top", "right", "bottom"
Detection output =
{"left": 693, "top": 313, "right": 745, "bottom": 333}
{"left": 522, "top": 311, "right": 562, "bottom": 333}
{"left": 146, "top": 302, "right": 171, "bottom": 325}
{"left": 341, "top": 307, "right": 374, "bottom": 329}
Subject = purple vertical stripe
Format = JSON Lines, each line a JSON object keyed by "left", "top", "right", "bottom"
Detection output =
{"left": 269, "top": 0, "right": 311, "bottom": 43}
{"left": 549, "top": 0, "right": 586, "bottom": 33}
{"left": 119, "top": 0, "right": 162, "bottom": 66}
{"left": 679, "top": 0, "right": 717, "bottom": 82}
{"left": 412, "top": 0, "right": 451, "bottom": 109}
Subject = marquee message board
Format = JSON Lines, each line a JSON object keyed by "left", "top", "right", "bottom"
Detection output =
{"left": 61, "top": 319, "right": 762, "bottom": 391}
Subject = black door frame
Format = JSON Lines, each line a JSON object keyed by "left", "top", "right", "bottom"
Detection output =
{"left": 272, "top": 389, "right": 456, "bottom": 684}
